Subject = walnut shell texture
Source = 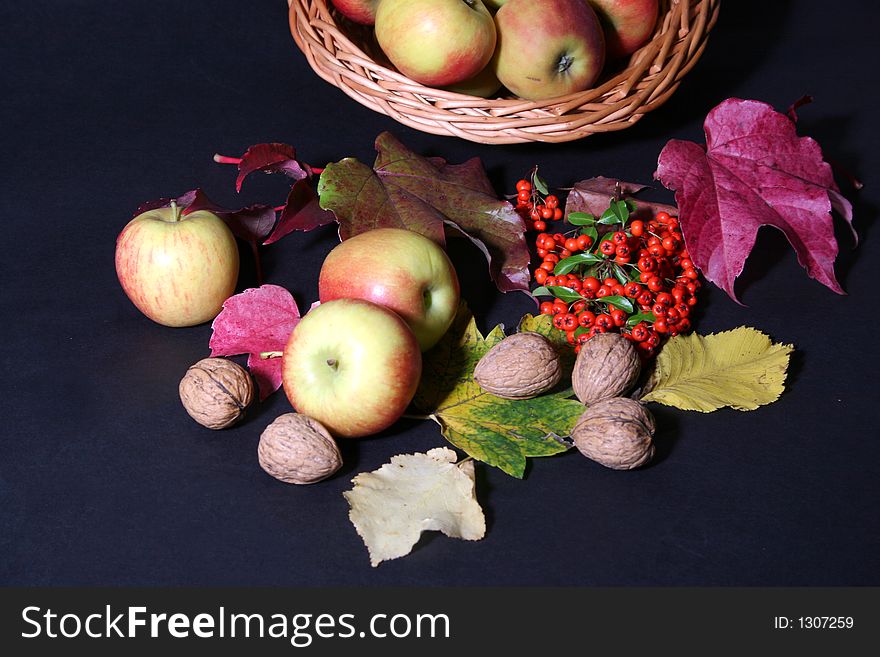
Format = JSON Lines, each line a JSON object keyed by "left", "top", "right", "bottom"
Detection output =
{"left": 179, "top": 357, "right": 254, "bottom": 430}
{"left": 572, "top": 333, "right": 641, "bottom": 404}
{"left": 474, "top": 332, "right": 562, "bottom": 400}
{"left": 572, "top": 397, "right": 656, "bottom": 470}
{"left": 258, "top": 413, "right": 342, "bottom": 485}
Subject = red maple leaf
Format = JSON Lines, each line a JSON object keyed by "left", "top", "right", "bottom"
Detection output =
{"left": 655, "top": 98, "right": 855, "bottom": 302}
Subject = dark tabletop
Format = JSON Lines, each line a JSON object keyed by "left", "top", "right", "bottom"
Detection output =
{"left": 2, "top": 0, "right": 878, "bottom": 586}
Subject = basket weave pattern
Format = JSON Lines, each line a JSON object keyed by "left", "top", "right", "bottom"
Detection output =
{"left": 288, "top": 0, "right": 720, "bottom": 144}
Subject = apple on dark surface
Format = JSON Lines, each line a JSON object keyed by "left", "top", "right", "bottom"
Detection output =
{"left": 329, "top": 0, "right": 381, "bottom": 25}
{"left": 281, "top": 298, "right": 422, "bottom": 438}
{"left": 588, "top": 0, "right": 659, "bottom": 58}
{"left": 375, "top": 0, "right": 497, "bottom": 87}
{"left": 492, "top": 0, "right": 605, "bottom": 101}
{"left": 115, "top": 202, "right": 239, "bottom": 327}
{"left": 318, "top": 228, "right": 460, "bottom": 351}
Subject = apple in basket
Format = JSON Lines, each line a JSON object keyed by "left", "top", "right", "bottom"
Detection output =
{"left": 588, "top": 0, "right": 659, "bottom": 58}
{"left": 375, "top": 0, "right": 497, "bottom": 87}
{"left": 444, "top": 62, "right": 503, "bottom": 98}
{"left": 492, "top": 0, "right": 606, "bottom": 101}
{"left": 329, "top": 0, "right": 381, "bottom": 25}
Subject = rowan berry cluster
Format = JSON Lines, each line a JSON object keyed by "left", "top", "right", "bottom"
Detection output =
{"left": 520, "top": 176, "right": 700, "bottom": 359}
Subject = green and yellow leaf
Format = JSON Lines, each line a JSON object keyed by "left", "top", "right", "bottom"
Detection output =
{"left": 641, "top": 327, "right": 794, "bottom": 412}
{"left": 413, "top": 305, "right": 583, "bottom": 478}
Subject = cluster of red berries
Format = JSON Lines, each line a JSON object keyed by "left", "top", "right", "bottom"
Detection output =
{"left": 519, "top": 175, "right": 701, "bottom": 359}
{"left": 514, "top": 175, "right": 563, "bottom": 231}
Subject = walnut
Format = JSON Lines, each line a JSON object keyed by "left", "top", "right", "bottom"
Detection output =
{"left": 571, "top": 397, "right": 656, "bottom": 470}
{"left": 474, "top": 332, "right": 562, "bottom": 399}
{"left": 572, "top": 332, "right": 641, "bottom": 404}
{"left": 179, "top": 357, "right": 254, "bottom": 429}
{"left": 258, "top": 413, "right": 342, "bottom": 484}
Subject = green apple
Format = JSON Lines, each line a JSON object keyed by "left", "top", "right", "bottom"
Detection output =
{"left": 492, "top": 0, "right": 605, "bottom": 101}
{"left": 375, "top": 0, "right": 497, "bottom": 87}
{"left": 318, "top": 228, "right": 460, "bottom": 351}
{"left": 282, "top": 299, "right": 422, "bottom": 438}
{"left": 115, "top": 202, "right": 239, "bottom": 327}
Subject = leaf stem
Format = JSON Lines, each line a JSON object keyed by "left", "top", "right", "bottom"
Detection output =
{"left": 401, "top": 413, "right": 431, "bottom": 421}
{"left": 213, "top": 154, "right": 242, "bottom": 165}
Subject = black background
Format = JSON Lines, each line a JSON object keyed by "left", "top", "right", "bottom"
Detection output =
{"left": 1, "top": 1, "right": 878, "bottom": 587}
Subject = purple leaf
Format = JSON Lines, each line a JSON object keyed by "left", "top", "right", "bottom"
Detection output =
{"left": 565, "top": 176, "right": 677, "bottom": 222}
{"left": 234, "top": 143, "right": 309, "bottom": 192}
{"left": 264, "top": 179, "right": 335, "bottom": 245}
{"left": 655, "top": 98, "right": 856, "bottom": 302}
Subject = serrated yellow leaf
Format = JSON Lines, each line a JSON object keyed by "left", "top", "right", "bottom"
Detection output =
{"left": 641, "top": 327, "right": 793, "bottom": 412}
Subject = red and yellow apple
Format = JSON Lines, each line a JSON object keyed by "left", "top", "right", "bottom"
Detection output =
{"left": 115, "top": 202, "right": 239, "bottom": 327}
{"left": 282, "top": 299, "right": 422, "bottom": 438}
{"left": 329, "top": 0, "right": 381, "bottom": 25}
{"left": 318, "top": 228, "right": 460, "bottom": 351}
{"left": 588, "top": 0, "right": 658, "bottom": 58}
{"left": 492, "top": 0, "right": 605, "bottom": 101}
{"left": 375, "top": 0, "right": 497, "bottom": 87}
{"left": 443, "top": 62, "right": 503, "bottom": 98}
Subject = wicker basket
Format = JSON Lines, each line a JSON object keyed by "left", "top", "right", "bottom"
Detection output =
{"left": 288, "top": 0, "right": 720, "bottom": 144}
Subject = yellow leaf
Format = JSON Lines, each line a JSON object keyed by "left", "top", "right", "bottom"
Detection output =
{"left": 641, "top": 327, "right": 793, "bottom": 412}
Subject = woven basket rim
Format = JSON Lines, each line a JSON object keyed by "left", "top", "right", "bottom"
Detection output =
{"left": 288, "top": 0, "right": 720, "bottom": 144}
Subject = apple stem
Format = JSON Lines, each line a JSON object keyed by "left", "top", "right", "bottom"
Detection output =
{"left": 170, "top": 200, "right": 181, "bottom": 222}
{"left": 557, "top": 54, "right": 574, "bottom": 74}
{"left": 260, "top": 351, "right": 283, "bottom": 359}
{"left": 213, "top": 154, "right": 242, "bottom": 166}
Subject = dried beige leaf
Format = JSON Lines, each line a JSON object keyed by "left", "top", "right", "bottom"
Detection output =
{"left": 343, "top": 447, "right": 486, "bottom": 567}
